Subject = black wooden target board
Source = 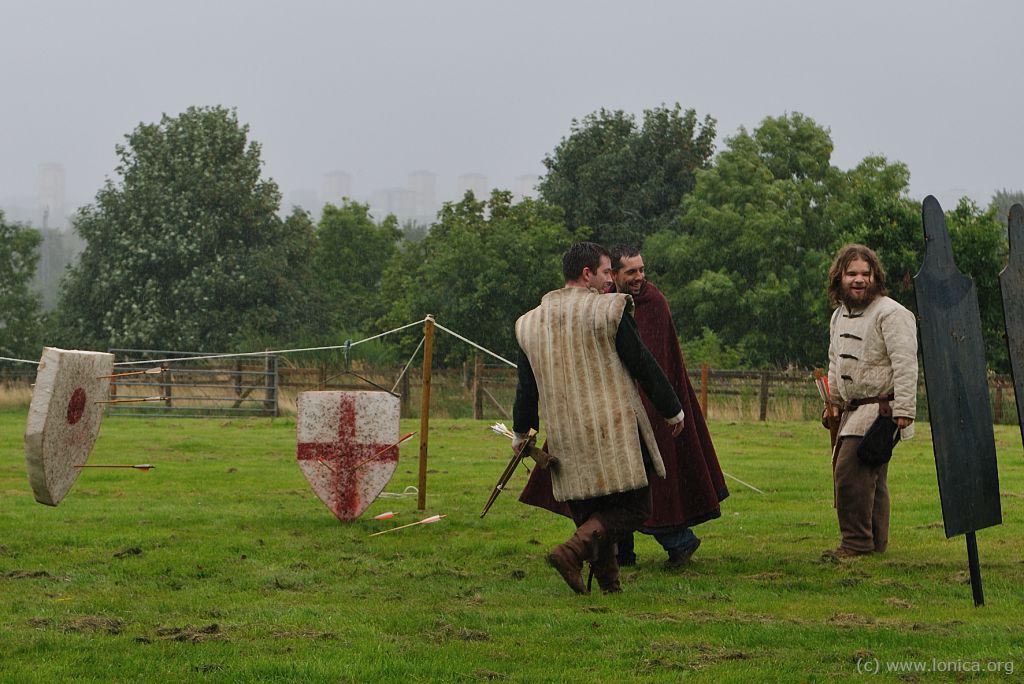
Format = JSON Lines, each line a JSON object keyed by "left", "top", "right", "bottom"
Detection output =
{"left": 914, "top": 196, "right": 1001, "bottom": 606}
{"left": 999, "top": 203, "right": 1024, "bottom": 447}
{"left": 915, "top": 196, "right": 1002, "bottom": 537}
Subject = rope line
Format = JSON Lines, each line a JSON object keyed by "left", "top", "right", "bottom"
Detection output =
{"left": 432, "top": 321, "right": 518, "bottom": 369}
{"left": 391, "top": 336, "right": 425, "bottom": 393}
{"left": 112, "top": 318, "right": 428, "bottom": 366}
{"left": 321, "top": 369, "right": 399, "bottom": 396}
{"left": 378, "top": 485, "right": 419, "bottom": 499}
{"left": 0, "top": 356, "right": 39, "bottom": 365}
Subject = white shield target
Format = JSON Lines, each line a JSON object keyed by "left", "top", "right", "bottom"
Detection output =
{"left": 296, "top": 390, "right": 401, "bottom": 521}
{"left": 24, "top": 347, "right": 114, "bottom": 506}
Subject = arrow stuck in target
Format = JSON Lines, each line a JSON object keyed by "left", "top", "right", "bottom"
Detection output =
{"left": 96, "top": 368, "right": 163, "bottom": 380}
{"left": 352, "top": 432, "right": 417, "bottom": 470}
{"left": 94, "top": 396, "right": 164, "bottom": 405}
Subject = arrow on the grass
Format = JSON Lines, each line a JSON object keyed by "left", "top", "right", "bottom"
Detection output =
{"left": 368, "top": 514, "right": 445, "bottom": 536}
{"left": 74, "top": 464, "right": 155, "bottom": 470}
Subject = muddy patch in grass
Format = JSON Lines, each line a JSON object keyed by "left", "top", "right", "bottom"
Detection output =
{"left": 884, "top": 597, "right": 913, "bottom": 609}
{"left": 744, "top": 571, "right": 785, "bottom": 581}
{"left": 270, "top": 629, "right": 338, "bottom": 640}
{"left": 4, "top": 569, "right": 52, "bottom": 579}
{"left": 635, "top": 642, "right": 751, "bottom": 673}
{"left": 155, "top": 623, "right": 224, "bottom": 643}
{"left": 435, "top": 619, "right": 490, "bottom": 642}
{"left": 64, "top": 616, "right": 124, "bottom": 635}
{"left": 828, "top": 612, "right": 875, "bottom": 627}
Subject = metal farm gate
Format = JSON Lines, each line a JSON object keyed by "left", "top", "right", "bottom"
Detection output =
{"left": 107, "top": 349, "right": 278, "bottom": 418}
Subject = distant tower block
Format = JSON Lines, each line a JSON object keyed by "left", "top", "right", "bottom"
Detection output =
{"left": 370, "top": 187, "right": 417, "bottom": 223}
{"left": 287, "top": 188, "right": 320, "bottom": 215}
{"left": 36, "top": 162, "right": 66, "bottom": 230}
{"left": 322, "top": 170, "right": 352, "bottom": 205}
{"left": 514, "top": 174, "right": 540, "bottom": 201}
{"left": 457, "top": 172, "right": 489, "bottom": 201}
{"left": 407, "top": 170, "right": 437, "bottom": 219}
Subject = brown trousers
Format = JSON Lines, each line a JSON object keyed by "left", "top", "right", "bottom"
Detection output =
{"left": 833, "top": 437, "right": 890, "bottom": 553}
{"left": 568, "top": 486, "right": 651, "bottom": 537}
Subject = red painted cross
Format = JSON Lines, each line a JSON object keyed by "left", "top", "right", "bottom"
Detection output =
{"left": 296, "top": 394, "right": 399, "bottom": 520}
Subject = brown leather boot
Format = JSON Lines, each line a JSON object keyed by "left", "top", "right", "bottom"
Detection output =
{"left": 591, "top": 540, "right": 621, "bottom": 593}
{"left": 547, "top": 517, "right": 605, "bottom": 594}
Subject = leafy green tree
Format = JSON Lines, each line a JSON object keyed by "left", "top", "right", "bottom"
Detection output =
{"left": 989, "top": 188, "right": 1024, "bottom": 228}
{"left": 311, "top": 200, "right": 402, "bottom": 336}
{"left": 539, "top": 104, "right": 716, "bottom": 246}
{"left": 945, "top": 198, "right": 1009, "bottom": 371}
{"left": 56, "top": 106, "right": 315, "bottom": 351}
{"left": 647, "top": 113, "right": 930, "bottom": 368}
{"left": 378, "top": 191, "right": 576, "bottom": 363}
{"left": 825, "top": 156, "right": 920, "bottom": 309}
{"left": 646, "top": 114, "right": 839, "bottom": 367}
{"left": 0, "top": 211, "right": 44, "bottom": 359}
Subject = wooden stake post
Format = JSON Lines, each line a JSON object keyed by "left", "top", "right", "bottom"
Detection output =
{"left": 700, "top": 363, "right": 709, "bottom": 419}
{"left": 417, "top": 315, "right": 435, "bottom": 511}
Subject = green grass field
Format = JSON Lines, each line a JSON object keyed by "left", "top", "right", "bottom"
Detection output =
{"left": 2, "top": 409, "right": 1023, "bottom": 683}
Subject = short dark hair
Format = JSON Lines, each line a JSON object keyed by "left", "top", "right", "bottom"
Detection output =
{"left": 609, "top": 244, "right": 641, "bottom": 270}
{"left": 827, "top": 243, "right": 889, "bottom": 307}
{"left": 562, "top": 242, "right": 610, "bottom": 281}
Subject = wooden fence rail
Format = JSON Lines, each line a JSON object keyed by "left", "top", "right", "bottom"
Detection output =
{"left": 1, "top": 362, "right": 1019, "bottom": 424}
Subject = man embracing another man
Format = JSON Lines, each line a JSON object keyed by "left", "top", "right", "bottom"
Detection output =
{"left": 512, "top": 242, "right": 685, "bottom": 594}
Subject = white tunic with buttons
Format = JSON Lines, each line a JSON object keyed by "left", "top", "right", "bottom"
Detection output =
{"left": 827, "top": 296, "right": 918, "bottom": 441}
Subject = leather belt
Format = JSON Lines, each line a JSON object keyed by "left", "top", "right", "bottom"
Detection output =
{"left": 846, "top": 393, "right": 895, "bottom": 411}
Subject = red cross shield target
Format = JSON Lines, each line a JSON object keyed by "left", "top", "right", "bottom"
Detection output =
{"left": 296, "top": 391, "right": 401, "bottom": 521}
{"left": 24, "top": 347, "right": 114, "bottom": 506}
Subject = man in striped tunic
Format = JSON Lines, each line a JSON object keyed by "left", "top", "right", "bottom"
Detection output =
{"left": 513, "top": 242, "right": 685, "bottom": 594}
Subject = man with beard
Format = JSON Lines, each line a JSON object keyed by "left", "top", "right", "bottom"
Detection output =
{"left": 825, "top": 244, "right": 917, "bottom": 558}
{"left": 519, "top": 245, "right": 729, "bottom": 569}
{"left": 607, "top": 245, "right": 729, "bottom": 568}
{"left": 513, "top": 242, "right": 685, "bottom": 594}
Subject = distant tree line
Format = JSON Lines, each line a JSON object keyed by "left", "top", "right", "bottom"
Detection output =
{"left": 0, "top": 105, "right": 1015, "bottom": 372}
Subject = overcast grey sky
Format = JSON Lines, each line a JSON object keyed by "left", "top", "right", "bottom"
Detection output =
{"left": 2, "top": 0, "right": 1021, "bottom": 214}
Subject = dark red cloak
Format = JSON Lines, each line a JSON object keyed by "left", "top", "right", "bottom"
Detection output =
{"left": 518, "top": 281, "right": 728, "bottom": 529}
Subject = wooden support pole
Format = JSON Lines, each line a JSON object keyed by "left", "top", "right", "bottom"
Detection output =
{"left": 758, "top": 371, "right": 770, "bottom": 422}
{"left": 400, "top": 370, "right": 411, "bottom": 417}
{"left": 234, "top": 359, "right": 243, "bottom": 400}
{"left": 482, "top": 387, "right": 511, "bottom": 420}
{"left": 161, "top": 364, "right": 172, "bottom": 408}
{"left": 473, "top": 352, "right": 483, "bottom": 420}
{"left": 966, "top": 531, "right": 985, "bottom": 606}
{"left": 417, "top": 315, "right": 435, "bottom": 511}
{"left": 700, "top": 363, "right": 709, "bottom": 419}
{"left": 264, "top": 353, "right": 278, "bottom": 416}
